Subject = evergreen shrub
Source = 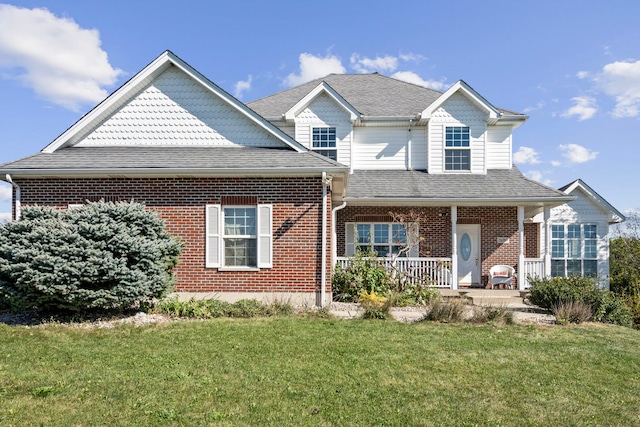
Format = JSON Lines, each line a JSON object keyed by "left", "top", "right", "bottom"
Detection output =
{"left": 0, "top": 201, "right": 182, "bottom": 313}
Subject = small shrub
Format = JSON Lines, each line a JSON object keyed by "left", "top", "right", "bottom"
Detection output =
{"left": 424, "top": 299, "right": 466, "bottom": 323}
{"left": 332, "top": 250, "right": 390, "bottom": 302}
{"left": 552, "top": 300, "right": 593, "bottom": 325}
{"left": 470, "top": 305, "right": 515, "bottom": 325}
{"left": 265, "top": 299, "right": 294, "bottom": 316}
{"left": 359, "top": 289, "right": 390, "bottom": 320}
{"left": 228, "top": 299, "right": 267, "bottom": 318}
{"left": 529, "top": 276, "right": 597, "bottom": 309}
{"left": 405, "top": 284, "right": 442, "bottom": 306}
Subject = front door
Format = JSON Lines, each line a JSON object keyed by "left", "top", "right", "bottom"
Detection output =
{"left": 457, "top": 224, "right": 480, "bottom": 286}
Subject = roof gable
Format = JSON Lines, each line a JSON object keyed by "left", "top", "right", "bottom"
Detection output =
{"left": 560, "top": 179, "right": 625, "bottom": 223}
{"left": 422, "top": 80, "right": 501, "bottom": 123}
{"left": 284, "top": 81, "right": 360, "bottom": 122}
{"left": 43, "top": 51, "right": 305, "bottom": 153}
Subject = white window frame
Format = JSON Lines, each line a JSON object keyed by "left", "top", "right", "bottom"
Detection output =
{"left": 311, "top": 126, "right": 337, "bottom": 161}
{"left": 550, "top": 223, "right": 598, "bottom": 277}
{"left": 206, "top": 204, "right": 272, "bottom": 270}
{"left": 345, "top": 222, "right": 419, "bottom": 257}
{"left": 444, "top": 126, "right": 470, "bottom": 171}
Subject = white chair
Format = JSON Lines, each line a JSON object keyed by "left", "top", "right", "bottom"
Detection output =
{"left": 489, "top": 265, "right": 515, "bottom": 289}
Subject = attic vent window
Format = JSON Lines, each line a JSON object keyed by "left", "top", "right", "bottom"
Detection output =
{"left": 312, "top": 127, "right": 337, "bottom": 161}
{"left": 445, "top": 126, "right": 470, "bottom": 171}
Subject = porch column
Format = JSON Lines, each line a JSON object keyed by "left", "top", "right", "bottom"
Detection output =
{"left": 543, "top": 206, "right": 551, "bottom": 278}
{"left": 518, "top": 206, "right": 525, "bottom": 290}
{"left": 451, "top": 206, "right": 458, "bottom": 290}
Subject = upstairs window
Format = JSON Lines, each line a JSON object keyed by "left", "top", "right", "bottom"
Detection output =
{"left": 445, "top": 126, "right": 470, "bottom": 171}
{"left": 312, "top": 127, "right": 337, "bottom": 161}
{"left": 551, "top": 224, "right": 598, "bottom": 277}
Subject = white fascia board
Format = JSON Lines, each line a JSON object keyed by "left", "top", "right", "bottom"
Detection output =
{"left": 421, "top": 80, "right": 501, "bottom": 120}
{"left": 562, "top": 179, "right": 626, "bottom": 223}
{"left": 343, "top": 196, "right": 575, "bottom": 207}
{"left": 42, "top": 51, "right": 306, "bottom": 154}
{"left": 284, "top": 82, "right": 360, "bottom": 122}
{"left": 0, "top": 166, "right": 350, "bottom": 179}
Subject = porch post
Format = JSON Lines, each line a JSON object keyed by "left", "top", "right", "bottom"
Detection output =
{"left": 451, "top": 206, "right": 458, "bottom": 290}
{"left": 517, "top": 206, "right": 525, "bottom": 290}
{"left": 543, "top": 206, "right": 551, "bottom": 278}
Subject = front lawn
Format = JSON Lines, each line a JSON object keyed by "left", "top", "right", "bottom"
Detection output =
{"left": 1, "top": 318, "right": 639, "bottom": 426}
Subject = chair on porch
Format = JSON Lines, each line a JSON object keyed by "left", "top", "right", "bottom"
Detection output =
{"left": 489, "top": 265, "right": 515, "bottom": 289}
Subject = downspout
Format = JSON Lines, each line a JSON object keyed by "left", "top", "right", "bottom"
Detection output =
{"left": 407, "top": 119, "right": 413, "bottom": 171}
{"left": 332, "top": 200, "right": 347, "bottom": 266}
{"left": 320, "top": 172, "right": 331, "bottom": 307}
{"left": 5, "top": 174, "right": 20, "bottom": 220}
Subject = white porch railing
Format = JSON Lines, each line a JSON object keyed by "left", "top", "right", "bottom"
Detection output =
{"left": 523, "top": 258, "right": 545, "bottom": 289}
{"left": 335, "top": 257, "right": 453, "bottom": 288}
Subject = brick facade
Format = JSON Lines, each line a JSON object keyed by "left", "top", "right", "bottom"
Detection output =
{"left": 15, "top": 177, "right": 332, "bottom": 294}
{"left": 337, "top": 205, "right": 540, "bottom": 288}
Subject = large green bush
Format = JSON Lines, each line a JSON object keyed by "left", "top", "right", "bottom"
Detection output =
{"left": 332, "top": 249, "right": 391, "bottom": 302}
{"left": 0, "top": 201, "right": 182, "bottom": 313}
{"left": 529, "top": 276, "right": 632, "bottom": 327}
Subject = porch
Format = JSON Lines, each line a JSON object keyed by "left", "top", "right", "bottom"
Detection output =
{"left": 335, "top": 256, "right": 544, "bottom": 289}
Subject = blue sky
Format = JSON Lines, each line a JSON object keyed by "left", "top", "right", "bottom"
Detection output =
{"left": 1, "top": 0, "right": 639, "bottom": 222}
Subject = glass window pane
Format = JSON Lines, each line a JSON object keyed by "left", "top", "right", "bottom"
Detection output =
{"left": 583, "top": 260, "right": 597, "bottom": 276}
{"left": 551, "top": 225, "right": 564, "bottom": 238}
{"left": 445, "top": 149, "right": 470, "bottom": 170}
{"left": 373, "top": 245, "right": 390, "bottom": 257}
{"left": 584, "top": 240, "right": 597, "bottom": 258}
{"left": 552, "top": 240, "right": 564, "bottom": 258}
{"left": 584, "top": 225, "right": 597, "bottom": 239}
{"left": 567, "top": 239, "right": 581, "bottom": 258}
{"left": 224, "top": 207, "right": 256, "bottom": 236}
{"left": 551, "top": 260, "right": 565, "bottom": 277}
{"left": 356, "top": 224, "right": 370, "bottom": 244}
{"left": 224, "top": 238, "right": 257, "bottom": 267}
{"left": 568, "top": 225, "right": 581, "bottom": 238}
{"left": 567, "top": 260, "right": 582, "bottom": 276}
{"left": 374, "top": 224, "right": 389, "bottom": 244}
{"left": 391, "top": 224, "right": 406, "bottom": 244}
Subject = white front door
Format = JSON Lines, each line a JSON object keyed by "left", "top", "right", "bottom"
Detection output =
{"left": 457, "top": 224, "right": 481, "bottom": 286}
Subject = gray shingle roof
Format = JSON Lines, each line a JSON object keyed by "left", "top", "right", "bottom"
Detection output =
{"left": 247, "top": 73, "right": 524, "bottom": 119}
{"left": 345, "top": 168, "right": 569, "bottom": 201}
{"left": 0, "top": 146, "right": 347, "bottom": 173}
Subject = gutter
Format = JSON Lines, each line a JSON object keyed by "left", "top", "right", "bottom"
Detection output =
{"left": 5, "top": 174, "right": 20, "bottom": 220}
{"left": 320, "top": 172, "right": 332, "bottom": 308}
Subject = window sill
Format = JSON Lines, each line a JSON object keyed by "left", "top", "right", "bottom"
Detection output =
{"left": 217, "top": 267, "right": 260, "bottom": 272}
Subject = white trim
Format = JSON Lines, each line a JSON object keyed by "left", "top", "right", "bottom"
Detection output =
{"left": 561, "top": 179, "right": 625, "bottom": 224}
{"left": 258, "top": 204, "right": 273, "bottom": 268}
{"left": 284, "top": 81, "right": 360, "bottom": 122}
{"left": 422, "top": 80, "right": 501, "bottom": 121}
{"left": 205, "top": 204, "right": 221, "bottom": 268}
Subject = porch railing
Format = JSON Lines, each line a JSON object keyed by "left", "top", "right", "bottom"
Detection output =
{"left": 335, "top": 257, "right": 453, "bottom": 288}
{"left": 523, "top": 258, "right": 545, "bottom": 289}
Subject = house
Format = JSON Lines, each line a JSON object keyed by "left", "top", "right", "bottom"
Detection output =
{"left": 0, "top": 51, "right": 624, "bottom": 306}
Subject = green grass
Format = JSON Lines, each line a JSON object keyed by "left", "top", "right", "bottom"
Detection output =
{"left": 1, "top": 319, "right": 639, "bottom": 426}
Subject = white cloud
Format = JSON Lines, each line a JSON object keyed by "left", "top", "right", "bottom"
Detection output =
{"left": 524, "top": 170, "right": 552, "bottom": 186}
{"left": 561, "top": 96, "right": 597, "bottom": 121}
{"left": 523, "top": 101, "right": 545, "bottom": 113}
{"left": 594, "top": 59, "right": 640, "bottom": 118}
{"left": 551, "top": 160, "right": 562, "bottom": 167}
{"left": 350, "top": 54, "right": 398, "bottom": 73}
{"left": 284, "top": 52, "right": 346, "bottom": 87}
{"left": 0, "top": 212, "right": 10, "bottom": 223}
{"left": 0, "top": 184, "right": 11, "bottom": 201}
{"left": 399, "top": 53, "right": 425, "bottom": 62}
{"left": 233, "top": 74, "right": 252, "bottom": 99}
{"left": 391, "top": 71, "right": 447, "bottom": 91}
{"left": 513, "top": 147, "right": 541, "bottom": 164}
{"left": 0, "top": 4, "right": 122, "bottom": 111}
{"left": 576, "top": 71, "right": 589, "bottom": 79}
{"left": 558, "top": 143, "right": 598, "bottom": 163}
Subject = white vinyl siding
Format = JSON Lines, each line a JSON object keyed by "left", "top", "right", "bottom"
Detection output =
{"left": 352, "top": 127, "right": 408, "bottom": 170}
{"left": 206, "top": 204, "right": 272, "bottom": 269}
{"left": 486, "top": 126, "right": 513, "bottom": 169}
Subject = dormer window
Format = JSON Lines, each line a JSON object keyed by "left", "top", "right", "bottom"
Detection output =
{"left": 445, "top": 126, "right": 470, "bottom": 171}
{"left": 312, "top": 127, "right": 337, "bottom": 161}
